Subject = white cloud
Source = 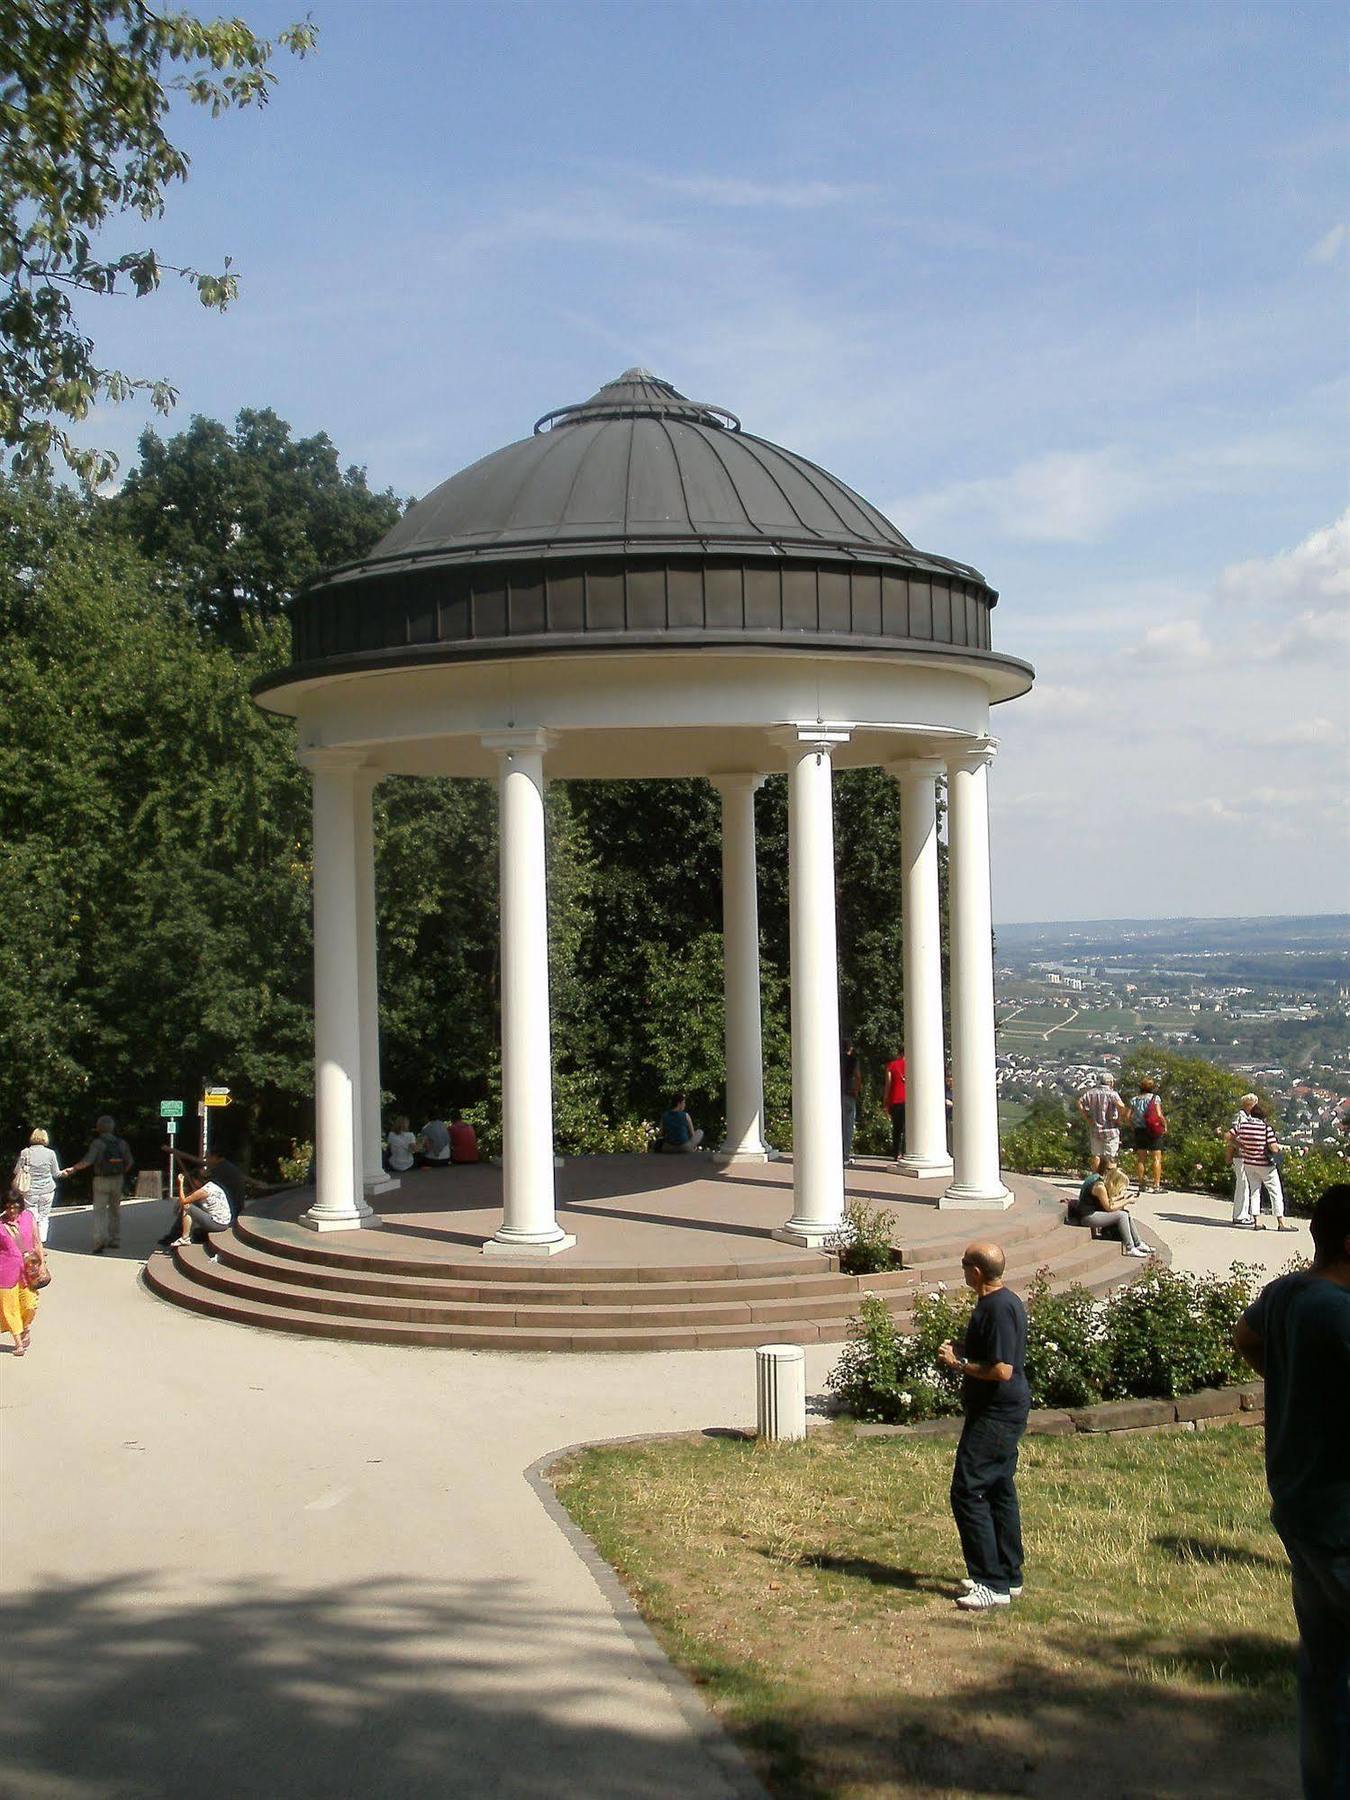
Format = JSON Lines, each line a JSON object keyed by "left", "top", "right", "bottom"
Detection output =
{"left": 901, "top": 448, "right": 1151, "bottom": 544}
{"left": 643, "top": 174, "right": 874, "bottom": 210}
{"left": 1308, "top": 223, "right": 1347, "bottom": 264}
{"left": 1140, "top": 618, "right": 1212, "bottom": 662}
{"left": 1215, "top": 511, "right": 1350, "bottom": 612}
{"left": 1257, "top": 715, "right": 1346, "bottom": 748}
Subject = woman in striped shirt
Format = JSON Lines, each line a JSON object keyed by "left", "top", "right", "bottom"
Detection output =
{"left": 1227, "top": 1104, "right": 1295, "bottom": 1232}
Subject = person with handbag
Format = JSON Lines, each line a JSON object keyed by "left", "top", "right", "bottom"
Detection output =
{"left": 1067, "top": 1162, "right": 1153, "bottom": 1257}
{"left": 0, "top": 1189, "right": 48, "bottom": 1357}
{"left": 13, "top": 1128, "right": 61, "bottom": 1245}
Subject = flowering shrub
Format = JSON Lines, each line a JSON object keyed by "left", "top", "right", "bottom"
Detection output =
{"left": 827, "top": 1198, "right": 902, "bottom": 1274}
{"left": 826, "top": 1261, "right": 1266, "bottom": 1424}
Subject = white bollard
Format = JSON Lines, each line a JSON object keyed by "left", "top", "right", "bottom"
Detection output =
{"left": 755, "top": 1343, "right": 807, "bottom": 1443}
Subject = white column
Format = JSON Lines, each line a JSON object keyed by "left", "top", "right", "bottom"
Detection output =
{"left": 354, "top": 768, "right": 399, "bottom": 1196}
{"left": 299, "top": 748, "right": 378, "bottom": 1231}
{"left": 711, "top": 773, "right": 770, "bottom": 1162}
{"left": 943, "top": 736, "right": 1011, "bottom": 1209}
{"left": 482, "top": 730, "right": 575, "bottom": 1257}
{"left": 774, "top": 726, "right": 850, "bottom": 1246}
{"left": 893, "top": 759, "right": 953, "bottom": 1179}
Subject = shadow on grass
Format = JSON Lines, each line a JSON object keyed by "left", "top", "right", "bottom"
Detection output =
{"left": 0, "top": 1573, "right": 742, "bottom": 1800}
{"left": 789, "top": 1551, "right": 955, "bottom": 1596}
{"left": 1154, "top": 1532, "right": 1288, "bottom": 1573}
{"left": 720, "top": 1630, "right": 1296, "bottom": 1800}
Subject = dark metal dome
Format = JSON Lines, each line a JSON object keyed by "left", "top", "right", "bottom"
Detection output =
{"left": 266, "top": 370, "right": 1027, "bottom": 693}
{"left": 361, "top": 367, "right": 931, "bottom": 574}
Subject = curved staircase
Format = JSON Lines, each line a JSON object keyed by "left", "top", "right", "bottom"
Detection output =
{"left": 143, "top": 1200, "right": 1166, "bottom": 1353}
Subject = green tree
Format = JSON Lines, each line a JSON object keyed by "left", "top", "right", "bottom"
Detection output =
{"left": 114, "top": 409, "right": 403, "bottom": 640}
{"left": 0, "top": 470, "right": 314, "bottom": 1165}
{"left": 0, "top": 0, "right": 315, "bottom": 484}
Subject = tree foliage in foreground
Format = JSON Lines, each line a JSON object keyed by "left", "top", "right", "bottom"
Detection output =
{"left": 0, "top": 0, "right": 315, "bottom": 484}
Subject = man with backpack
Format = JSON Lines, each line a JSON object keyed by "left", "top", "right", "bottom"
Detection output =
{"left": 60, "top": 1116, "right": 136, "bottom": 1254}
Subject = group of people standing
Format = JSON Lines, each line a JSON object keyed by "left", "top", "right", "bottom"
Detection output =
{"left": 838, "top": 1045, "right": 952, "bottom": 1166}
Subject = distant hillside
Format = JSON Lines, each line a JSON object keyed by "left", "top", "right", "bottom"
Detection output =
{"left": 995, "top": 915, "right": 1350, "bottom": 956}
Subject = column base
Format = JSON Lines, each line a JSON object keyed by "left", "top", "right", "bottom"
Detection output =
{"left": 939, "top": 1181, "right": 1013, "bottom": 1211}
{"left": 713, "top": 1143, "right": 773, "bottom": 1165}
{"left": 896, "top": 1155, "right": 954, "bottom": 1181}
{"left": 482, "top": 1232, "right": 577, "bottom": 1259}
{"left": 772, "top": 1222, "right": 842, "bottom": 1249}
{"left": 364, "top": 1174, "right": 401, "bottom": 1197}
{"left": 299, "top": 1205, "right": 382, "bottom": 1232}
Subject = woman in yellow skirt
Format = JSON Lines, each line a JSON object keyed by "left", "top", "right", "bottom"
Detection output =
{"left": 1, "top": 1189, "right": 46, "bottom": 1356}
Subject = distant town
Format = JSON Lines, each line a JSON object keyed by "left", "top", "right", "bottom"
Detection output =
{"left": 993, "top": 914, "right": 1350, "bottom": 1148}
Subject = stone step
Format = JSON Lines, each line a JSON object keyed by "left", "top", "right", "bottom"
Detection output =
{"left": 213, "top": 1233, "right": 914, "bottom": 1307}
{"left": 166, "top": 1248, "right": 919, "bottom": 1331}
{"left": 142, "top": 1223, "right": 1152, "bottom": 1352}
{"left": 144, "top": 1252, "right": 867, "bottom": 1351}
{"left": 232, "top": 1215, "right": 832, "bottom": 1284}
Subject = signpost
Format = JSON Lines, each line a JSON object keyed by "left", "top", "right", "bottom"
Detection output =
{"left": 199, "top": 1086, "right": 230, "bottom": 1160}
{"left": 161, "top": 1100, "right": 183, "bottom": 1199}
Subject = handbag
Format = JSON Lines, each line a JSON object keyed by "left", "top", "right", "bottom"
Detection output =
{"left": 14, "top": 1151, "right": 31, "bottom": 1196}
{"left": 23, "top": 1249, "right": 50, "bottom": 1291}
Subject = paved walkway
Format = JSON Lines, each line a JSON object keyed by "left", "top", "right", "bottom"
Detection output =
{"left": 2, "top": 1184, "right": 1298, "bottom": 1798}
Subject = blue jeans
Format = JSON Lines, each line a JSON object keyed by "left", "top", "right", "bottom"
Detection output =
{"left": 950, "top": 1409, "right": 1027, "bottom": 1593}
{"left": 1281, "top": 1532, "right": 1350, "bottom": 1799}
{"left": 841, "top": 1096, "right": 857, "bottom": 1161}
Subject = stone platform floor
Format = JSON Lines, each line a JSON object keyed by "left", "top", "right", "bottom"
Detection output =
{"left": 261, "top": 1152, "right": 1057, "bottom": 1265}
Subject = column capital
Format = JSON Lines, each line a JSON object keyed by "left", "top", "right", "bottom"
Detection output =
{"left": 888, "top": 755, "right": 948, "bottom": 785}
{"left": 769, "top": 722, "right": 853, "bottom": 758}
{"left": 297, "top": 746, "right": 371, "bottom": 776}
{"left": 709, "top": 771, "right": 766, "bottom": 796}
{"left": 946, "top": 734, "right": 998, "bottom": 774}
{"left": 481, "top": 728, "right": 558, "bottom": 761}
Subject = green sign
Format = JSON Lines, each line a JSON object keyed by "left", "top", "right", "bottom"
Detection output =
{"left": 160, "top": 1100, "right": 184, "bottom": 1119}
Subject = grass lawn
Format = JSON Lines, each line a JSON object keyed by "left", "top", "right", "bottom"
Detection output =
{"left": 554, "top": 1425, "right": 1296, "bottom": 1800}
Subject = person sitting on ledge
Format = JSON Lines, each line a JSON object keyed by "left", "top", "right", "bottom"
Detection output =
{"left": 1067, "top": 1162, "right": 1152, "bottom": 1258}
{"left": 165, "top": 1170, "right": 233, "bottom": 1258}
{"left": 448, "top": 1110, "right": 479, "bottom": 1164}
{"left": 658, "top": 1094, "right": 705, "bottom": 1154}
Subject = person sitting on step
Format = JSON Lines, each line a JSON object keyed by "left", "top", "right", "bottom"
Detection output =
{"left": 1067, "top": 1162, "right": 1152, "bottom": 1258}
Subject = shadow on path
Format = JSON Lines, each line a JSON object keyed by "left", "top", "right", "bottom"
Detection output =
{"left": 0, "top": 1573, "right": 749, "bottom": 1800}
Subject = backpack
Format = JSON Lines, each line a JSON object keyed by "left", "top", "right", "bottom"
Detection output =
{"left": 93, "top": 1135, "right": 128, "bottom": 1178}
{"left": 1143, "top": 1096, "right": 1165, "bottom": 1138}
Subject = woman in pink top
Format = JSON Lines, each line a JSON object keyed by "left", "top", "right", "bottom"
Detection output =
{"left": 1, "top": 1190, "right": 47, "bottom": 1357}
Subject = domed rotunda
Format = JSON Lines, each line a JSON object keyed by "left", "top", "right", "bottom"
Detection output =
{"left": 257, "top": 370, "right": 1034, "bottom": 1253}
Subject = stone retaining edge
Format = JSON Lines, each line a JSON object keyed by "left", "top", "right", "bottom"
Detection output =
{"left": 850, "top": 1380, "right": 1265, "bottom": 1439}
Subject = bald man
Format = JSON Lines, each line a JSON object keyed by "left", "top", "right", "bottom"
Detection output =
{"left": 938, "top": 1242, "right": 1031, "bottom": 1611}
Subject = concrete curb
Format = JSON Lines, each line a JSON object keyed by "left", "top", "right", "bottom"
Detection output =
{"left": 525, "top": 1434, "right": 769, "bottom": 1800}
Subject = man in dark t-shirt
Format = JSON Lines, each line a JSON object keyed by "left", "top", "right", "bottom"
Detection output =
{"left": 938, "top": 1242, "right": 1031, "bottom": 1611}
{"left": 1235, "top": 1183, "right": 1350, "bottom": 1800}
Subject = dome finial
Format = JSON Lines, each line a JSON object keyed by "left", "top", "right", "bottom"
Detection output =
{"left": 534, "top": 370, "right": 740, "bottom": 434}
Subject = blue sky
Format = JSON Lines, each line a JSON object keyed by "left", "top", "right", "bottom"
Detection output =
{"left": 77, "top": 0, "right": 1348, "bottom": 921}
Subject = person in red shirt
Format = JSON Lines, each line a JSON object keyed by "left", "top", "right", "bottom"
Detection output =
{"left": 884, "top": 1054, "right": 907, "bottom": 1160}
{"left": 448, "top": 1111, "right": 479, "bottom": 1164}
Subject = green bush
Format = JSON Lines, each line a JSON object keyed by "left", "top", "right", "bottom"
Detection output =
{"left": 827, "top": 1198, "right": 901, "bottom": 1274}
{"left": 826, "top": 1287, "right": 971, "bottom": 1422}
{"left": 826, "top": 1261, "right": 1266, "bottom": 1423}
{"left": 999, "top": 1093, "right": 1087, "bottom": 1175}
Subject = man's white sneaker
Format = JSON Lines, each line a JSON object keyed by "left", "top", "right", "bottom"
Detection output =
{"left": 956, "top": 1583, "right": 1011, "bottom": 1611}
{"left": 959, "top": 1578, "right": 1022, "bottom": 1597}
{"left": 1126, "top": 1246, "right": 1151, "bottom": 1257}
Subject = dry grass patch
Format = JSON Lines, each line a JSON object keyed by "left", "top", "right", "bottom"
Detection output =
{"left": 554, "top": 1425, "right": 1296, "bottom": 1799}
